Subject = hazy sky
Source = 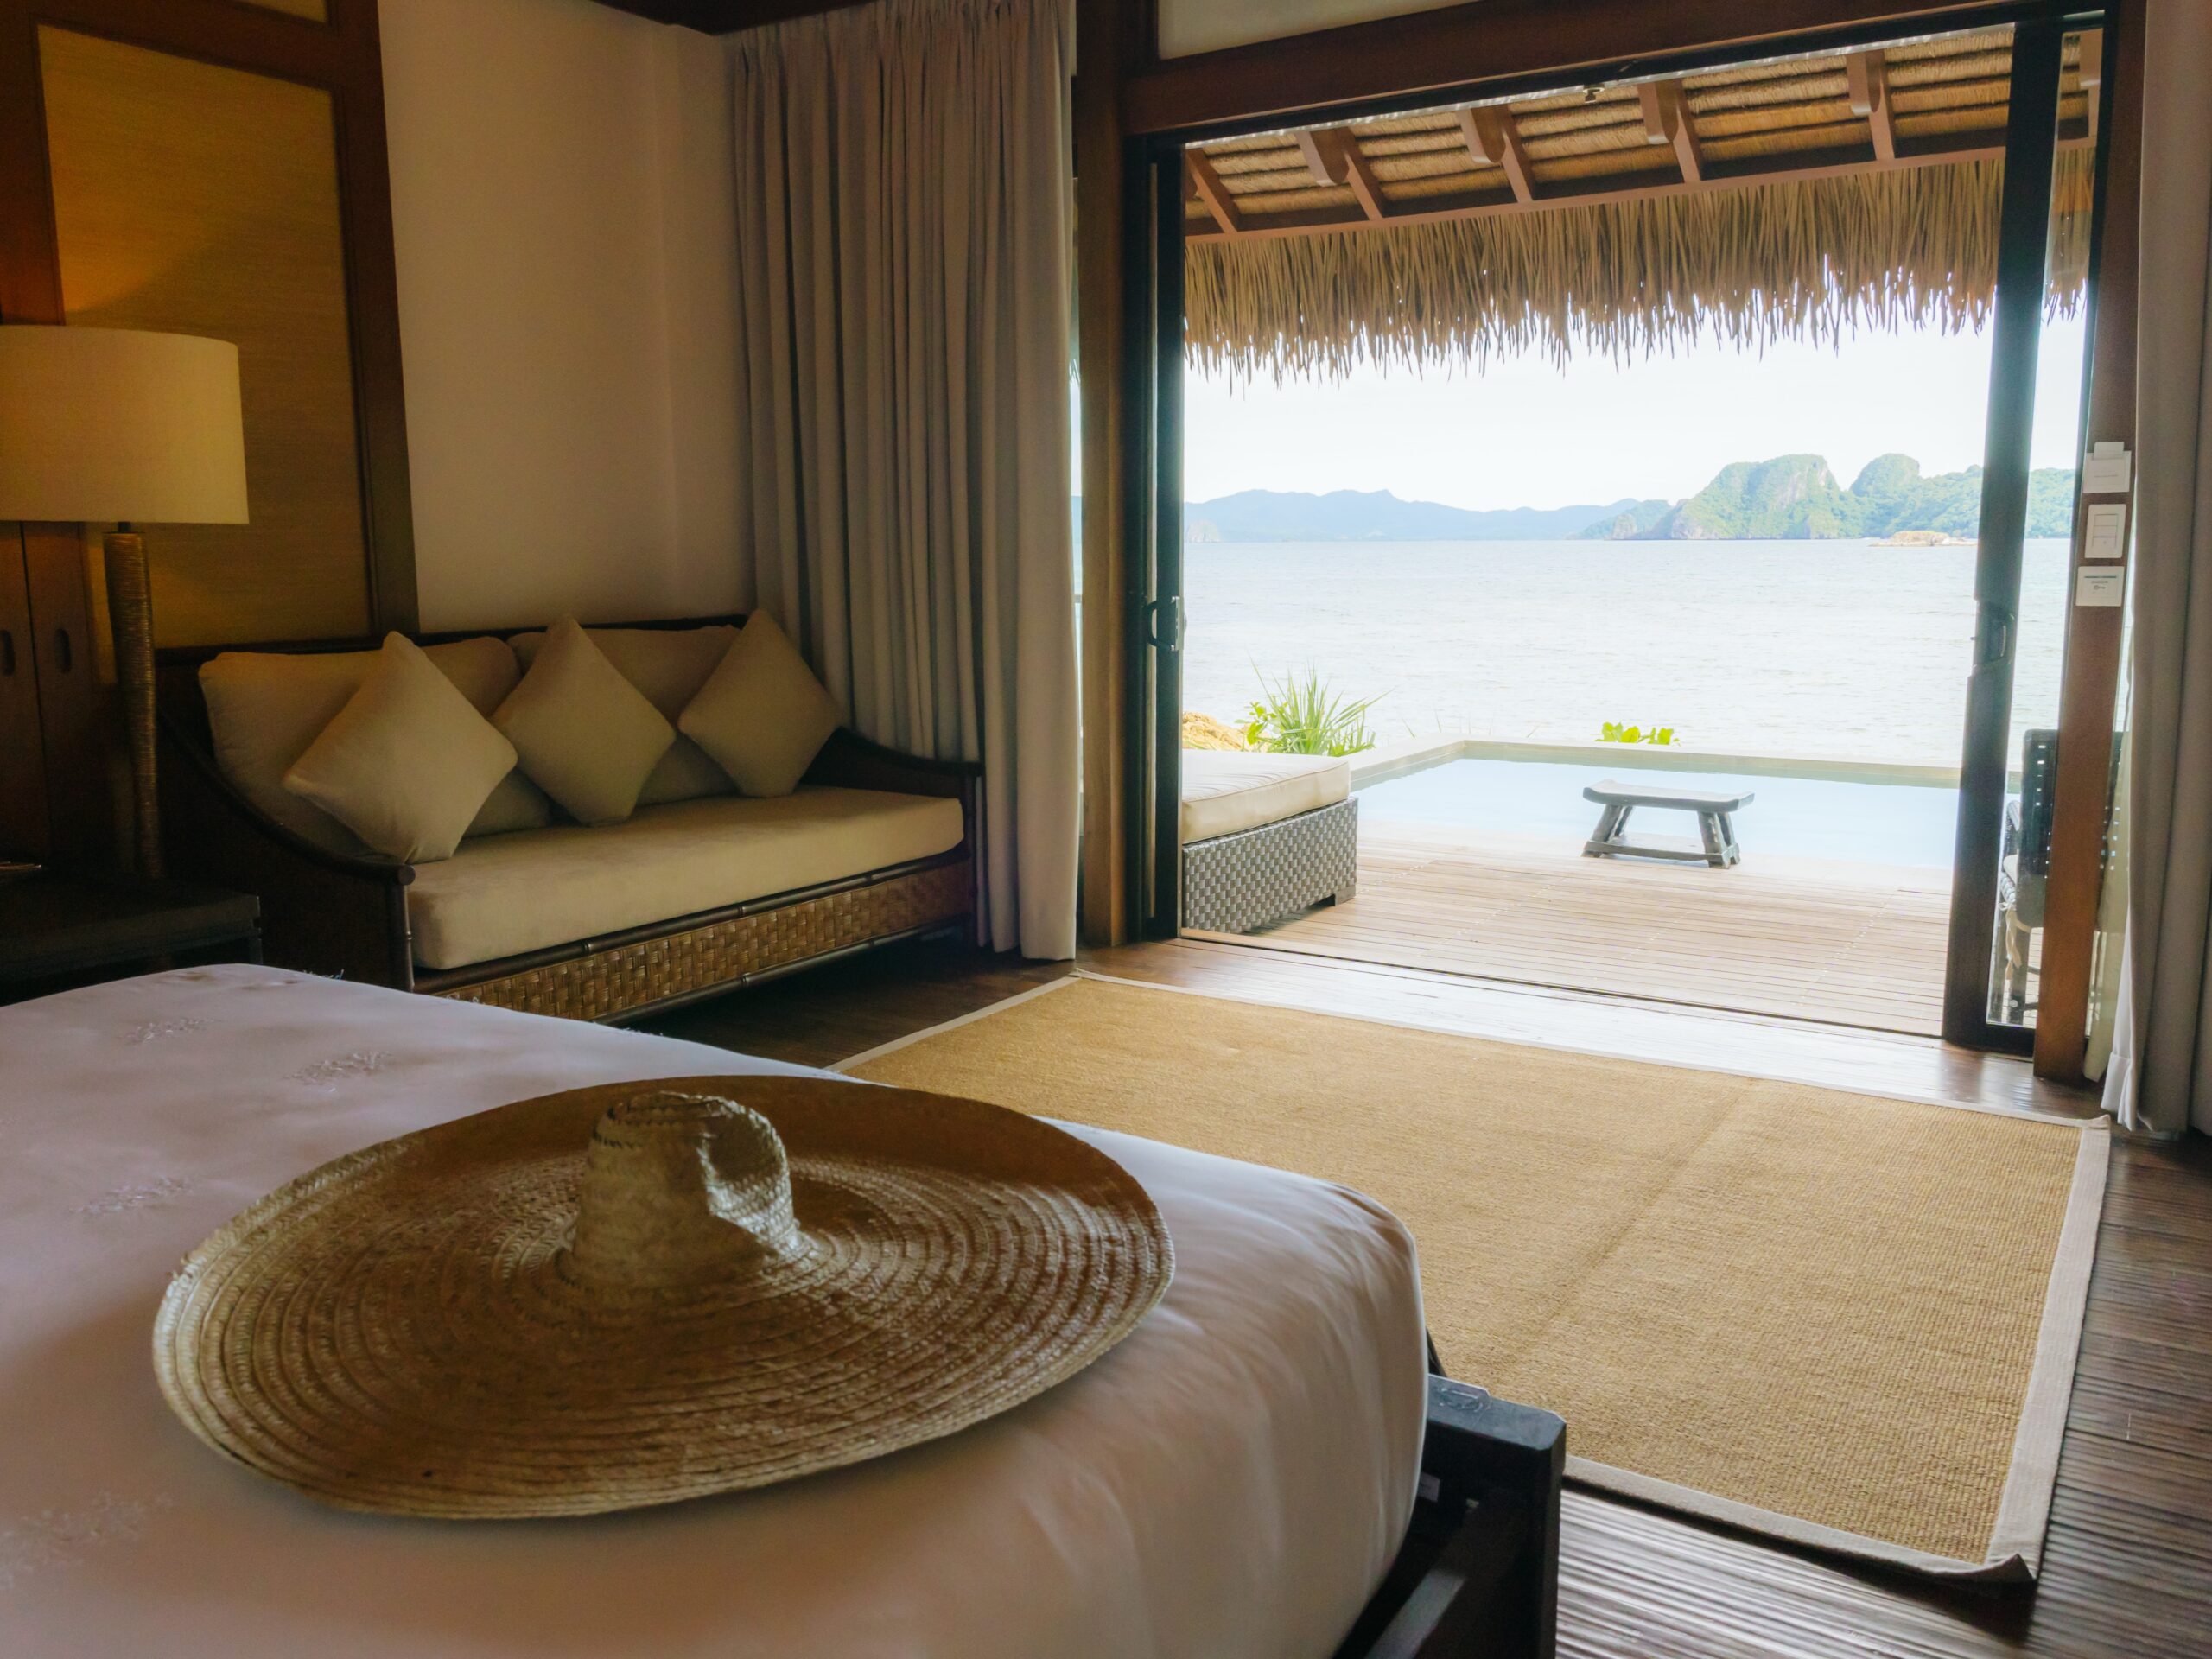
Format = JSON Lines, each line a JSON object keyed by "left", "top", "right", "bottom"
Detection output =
{"left": 1180, "top": 312, "right": 2090, "bottom": 510}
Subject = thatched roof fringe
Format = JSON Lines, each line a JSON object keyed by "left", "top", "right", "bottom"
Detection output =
{"left": 1186, "top": 151, "right": 2094, "bottom": 383}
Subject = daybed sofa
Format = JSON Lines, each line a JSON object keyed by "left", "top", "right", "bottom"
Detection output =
{"left": 155, "top": 615, "right": 979, "bottom": 1022}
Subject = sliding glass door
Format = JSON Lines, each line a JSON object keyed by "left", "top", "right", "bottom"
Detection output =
{"left": 1126, "top": 6, "right": 2126, "bottom": 1063}
{"left": 1943, "top": 14, "right": 2113, "bottom": 1053}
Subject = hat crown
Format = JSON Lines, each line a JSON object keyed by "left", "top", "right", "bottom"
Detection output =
{"left": 560, "top": 1091, "right": 802, "bottom": 1292}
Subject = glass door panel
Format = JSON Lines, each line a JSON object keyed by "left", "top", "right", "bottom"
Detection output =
{"left": 1955, "top": 21, "right": 2107, "bottom": 1042}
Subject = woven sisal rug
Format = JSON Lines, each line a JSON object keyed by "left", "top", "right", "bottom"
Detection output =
{"left": 841, "top": 973, "right": 2107, "bottom": 1579}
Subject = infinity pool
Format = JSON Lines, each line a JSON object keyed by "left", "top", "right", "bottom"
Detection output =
{"left": 1355, "top": 757, "right": 1961, "bottom": 868}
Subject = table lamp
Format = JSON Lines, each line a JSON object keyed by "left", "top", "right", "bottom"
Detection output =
{"left": 0, "top": 324, "right": 250, "bottom": 879}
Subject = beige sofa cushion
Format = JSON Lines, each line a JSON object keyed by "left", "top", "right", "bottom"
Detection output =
{"left": 679, "top": 610, "right": 842, "bottom": 797}
{"left": 282, "top": 636, "right": 518, "bottom": 863}
{"left": 1179, "top": 751, "right": 1351, "bottom": 844}
{"left": 511, "top": 625, "right": 737, "bottom": 806}
{"left": 407, "top": 787, "right": 965, "bottom": 970}
{"left": 493, "top": 619, "right": 674, "bottom": 826}
{"left": 200, "top": 637, "right": 551, "bottom": 857}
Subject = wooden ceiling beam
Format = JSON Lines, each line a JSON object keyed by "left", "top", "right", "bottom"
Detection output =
{"left": 1636, "top": 79, "right": 1703, "bottom": 184}
{"left": 1458, "top": 106, "right": 1535, "bottom": 204}
{"left": 1185, "top": 149, "right": 1246, "bottom": 237}
{"left": 1294, "top": 127, "right": 1391, "bottom": 221}
{"left": 1847, "top": 50, "right": 1897, "bottom": 162}
{"left": 1294, "top": 129, "right": 1342, "bottom": 187}
{"left": 1188, "top": 120, "right": 2089, "bottom": 245}
{"left": 1338, "top": 135, "right": 1393, "bottom": 222}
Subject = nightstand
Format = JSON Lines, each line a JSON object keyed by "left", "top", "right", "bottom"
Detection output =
{"left": 0, "top": 868, "right": 263, "bottom": 1004}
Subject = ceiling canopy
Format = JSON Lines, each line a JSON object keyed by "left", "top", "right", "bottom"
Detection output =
{"left": 1185, "top": 26, "right": 2101, "bottom": 379}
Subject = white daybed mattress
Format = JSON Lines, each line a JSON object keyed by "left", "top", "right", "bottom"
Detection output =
{"left": 1181, "top": 751, "right": 1351, "bottom": 844}
{"left": 0, "top": 968, "right": 1425, "bottom": 1659}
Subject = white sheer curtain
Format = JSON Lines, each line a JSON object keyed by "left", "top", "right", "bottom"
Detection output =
{"left": 2106, "top": 0, "right": 2212, "bottom": 1135}
{"left": 727, "top": 0, "right": 1078, "bottom": 959}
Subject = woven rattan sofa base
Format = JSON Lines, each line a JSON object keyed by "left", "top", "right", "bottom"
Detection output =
{"left": 435, "top": 858, "right": 972, "bottom": 1022}
{"left": 1182, "top": 797, "right": 1357, "bottom": 935}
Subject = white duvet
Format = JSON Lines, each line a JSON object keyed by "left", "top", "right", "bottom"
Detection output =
{"left": 0, "top": 968, "right": 1425, "bottom": 1659}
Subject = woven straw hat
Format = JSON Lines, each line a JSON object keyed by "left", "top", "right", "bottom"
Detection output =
{"left": 153, "top": 1076, "right": 1172, "bottom": 1519}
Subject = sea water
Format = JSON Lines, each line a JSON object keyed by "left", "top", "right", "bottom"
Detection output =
{"left": 1179, "top": 537, "right": 2073, "bottom": 772}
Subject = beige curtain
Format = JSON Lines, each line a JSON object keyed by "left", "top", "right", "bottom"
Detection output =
{"left": 2106, "top": 0, "right": 2212, "bottom": 1135}
{"left": 728, "top": 0, "right": 1078, "bottom": 959}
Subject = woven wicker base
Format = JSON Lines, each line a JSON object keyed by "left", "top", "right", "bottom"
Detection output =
{"left": 1183, "top": 798, "right": 1359, "bottom": 935}
{"left": 439, "top": 860, "right": 972, "bottom": 1021}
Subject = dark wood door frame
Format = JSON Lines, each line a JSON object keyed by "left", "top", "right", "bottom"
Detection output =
{"left": 2033, "top": 4, "right": 2142, "bottom": 1080}
{"left": 1076, "top": 0, "right": 1146, "bottom": 946}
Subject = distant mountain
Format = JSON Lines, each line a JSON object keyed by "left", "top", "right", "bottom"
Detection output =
{"left": 1576, "top": 498, "right": 1677, "bottom": 540}
{"left": 1581, "top": 453, "right": 2078, "bottom": 541}
{"left": 1075, "top": 457, "right": 2078, "bottom": 545}
{"left": 1179, "top": 488, "right": 1669, "bottom": 543}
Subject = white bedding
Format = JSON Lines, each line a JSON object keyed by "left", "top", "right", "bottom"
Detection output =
{"left": 0, "top": 968, "right": 1426, "bottom": 1659}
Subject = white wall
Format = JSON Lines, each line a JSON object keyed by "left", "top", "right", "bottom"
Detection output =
{"left": 1158, "top": 0, "right": 1461, "bottom": 60}
{"left": 379, "top": 0, "right": 745, "bottom": 631}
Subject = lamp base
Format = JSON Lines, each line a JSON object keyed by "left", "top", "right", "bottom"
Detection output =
{"left": 103, "top": 531, "right": 162, "bottom": 880}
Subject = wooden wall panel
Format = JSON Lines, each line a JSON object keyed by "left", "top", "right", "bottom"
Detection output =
{"left": 38, "top": 25, "right": 371, "bottom": 646}
{"left": 238, "top": 0, "right": 327, "bottom": 18}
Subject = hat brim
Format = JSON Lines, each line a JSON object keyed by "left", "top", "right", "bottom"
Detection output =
{"left": 154, "top": 1077, "right": 1173, "bottom": 1519}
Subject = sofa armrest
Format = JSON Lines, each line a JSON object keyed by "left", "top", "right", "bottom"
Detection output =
{"left": 804, "top": 729, "right": 982, "bottom": 803}
{"left": 805, "top": 732, "right": 982, "bottom": 924}
{"left": 156, "top": 711, "right": 416, "bottom": 988}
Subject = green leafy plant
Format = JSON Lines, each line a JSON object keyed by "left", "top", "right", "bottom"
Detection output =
{"left": 1599, "top": 721, "right": 1678, "bottom": 746}
{"left": 1243, "top": 668, "right": 1382, "bottom": 756}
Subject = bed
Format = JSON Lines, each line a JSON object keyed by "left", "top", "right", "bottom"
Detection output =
{"left": 1181, "top": 751, "right": 1360, "bottom": 934}
{"left": 0, "top": 966, "right": 1558, "bottom": 1658}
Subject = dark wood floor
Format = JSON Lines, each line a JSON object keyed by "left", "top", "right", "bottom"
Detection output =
{"left": 645, "top": 938, "right": 2212, "bottom": 1658}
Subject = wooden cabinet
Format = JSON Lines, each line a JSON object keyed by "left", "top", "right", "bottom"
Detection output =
{"left": 0, "top": 523, "right": 113, "bottom": 866}
{"left": 0, "top": 528, "right": 49, "bottom": 859}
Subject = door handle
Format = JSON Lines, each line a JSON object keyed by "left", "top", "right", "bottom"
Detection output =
{"left": 1144, "top": 595, "right": 1184, "bottom": 652}
{"left": 1975, "top": 603, "right": 2013, "bottom": 668}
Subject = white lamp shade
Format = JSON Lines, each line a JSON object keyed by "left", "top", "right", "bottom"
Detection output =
{"left": 0, "top": 324, "right": 248, "bottom": 525}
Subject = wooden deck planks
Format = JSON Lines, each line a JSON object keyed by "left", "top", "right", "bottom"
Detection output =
{"left": 1197, "top": 823, "right": 1956, "bottom": 1035}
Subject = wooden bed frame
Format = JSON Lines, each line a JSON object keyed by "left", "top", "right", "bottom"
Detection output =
{"left": 1352, "top": 1377, "right": 1564, "bottom": 1658}
{"left": 152, "top": 616, "right": 982, "bottom": 1021}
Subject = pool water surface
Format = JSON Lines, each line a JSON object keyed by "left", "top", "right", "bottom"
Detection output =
{"left": 1355, "top": 758, "right": 1961, "bottom": 868}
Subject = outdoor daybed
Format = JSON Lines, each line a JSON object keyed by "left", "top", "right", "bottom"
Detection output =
{"left": 154, "top": 616, "right": 978, "bottom": 1022}
{"left": 1181, "top": 750, "right": 1359, "bottom": 933}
